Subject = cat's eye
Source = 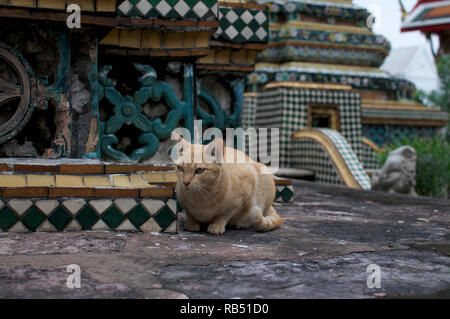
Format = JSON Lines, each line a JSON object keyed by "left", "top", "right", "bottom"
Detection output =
{"left": 195, "top": 168, "right": 205, "bottom": 174}
{"left": 176, "top": 165, "right": 184, "bottom": 172}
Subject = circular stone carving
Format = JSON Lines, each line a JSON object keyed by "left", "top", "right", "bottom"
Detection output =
{"left": 0, "top": 41, "right": 36, "bottom": 144}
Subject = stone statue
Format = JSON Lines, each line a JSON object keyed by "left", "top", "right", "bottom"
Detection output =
{"left": 371, "top": 146, "right": 417, "bottom": 196}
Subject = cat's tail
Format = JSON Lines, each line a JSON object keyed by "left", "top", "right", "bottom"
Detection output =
{"left": 258, "top": 206, "right": 283, "bottom": 232}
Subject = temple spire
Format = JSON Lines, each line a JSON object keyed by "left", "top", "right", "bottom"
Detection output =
{"left": 399, "top": 0, "right": 407, "bottom": 21}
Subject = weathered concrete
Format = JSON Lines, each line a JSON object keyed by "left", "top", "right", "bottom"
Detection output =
{"left": 0, "top": 180, "right": 448, "bottom": 299}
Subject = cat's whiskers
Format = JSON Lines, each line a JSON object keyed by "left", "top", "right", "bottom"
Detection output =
{"left": 198, "top": 184, "right": 214, "bottom": 198}
{"left": 191, "top": 183, "right": 213, "bottom": 201}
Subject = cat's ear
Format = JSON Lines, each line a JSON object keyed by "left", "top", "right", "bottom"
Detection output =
{"left": 205, "top": 138, "right": 224, "bottom": 163}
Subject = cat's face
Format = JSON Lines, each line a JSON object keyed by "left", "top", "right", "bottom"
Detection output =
{"left": 175, "top": 161, "right": 221, "bottom": 192}
{"left": 173, "top": 135, "right": 224, "bottom": 193}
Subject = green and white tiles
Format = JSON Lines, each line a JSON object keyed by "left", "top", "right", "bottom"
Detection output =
{"left": 242, "top": 95, "right": 257, "bottom": 130}
{"left": 275, "top": 185, "right": 294, "bottom": 203}
{"left": 292, "top": 129, "right": 371, "bottom": 190}
{"left": 319, "top": 128, "right": 371, "bottom": 190}
{"left": 292, "top": 139, "right": 342, "bottom": 185}
{"left": 118, "top": 0, "right": 218, "bottom": 19}
{"left": 0, "top": 198, "right": 177, "bottom": 233}
{"left": 254, "top": 87, "right": 362, "bottom": 168}
{"left": 360, "top": 141, "right": 380, "bottom": 171}
{"left": 215, "top": 6, "right": 269, "bottom": 43}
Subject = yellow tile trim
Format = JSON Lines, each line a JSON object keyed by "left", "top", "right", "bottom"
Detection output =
{"left": 129, "top": 174, "right": 153, "bottom": 188}
{"left": 37, "top": 0, "right": 65, "bottom": 9}
{"left": 71, "top": 0, "right": 95, "bottom": 11}
{"left": 215, "top": 49, "right": 231, "bottom": 64}
{"left": 270, "top": 40, "right": 389, "bottom": 55}
{"left": 362, "top": 137, "right": 379, "bottom": 153}
{"left": 101, "top": 30, "right": 214, "bottom": 50}
{"left": 269, "top": 23, "right": 280, "bottom": 31}
{"left": 100, "top": 29, "right": 120, "bottom": 46}
{"left": 7, "top": 0, "right": 115, "bottom": 11}
{"left": 361, "top": 99, "right": 441, "bottom": 111}
{"left": 246, "top": 50, "right": 259, "bottom": 65}
{"left": 141, "top": 31, "right": 161, "bottom": 49}
{"left": 183, "top": 32, "right": 196, "bottom": 48}
{"left": 264, "top": 81, "right": 352, "bottom": 91}
{"left": 96, "top": 0, "right": 116, "bottom": 12}
{"left": 142, "top": 172, "right": 177, "bottom": 183}
{"left": 9, "top": 0, "right": 35, "bottom": 8}
{"left": 292, "top": 129, "right": 361, "bottom": 189}
{"left": 0, "top": 171, "right": 178, "bottom": 189}
{"left": 55, "top": 175, "right": 84, "bottom": 187}
{"left": 244, "top": 92, "right": 258, "bottom": 98}
{"left": 83, "top": 176, "right": 112, "bottom": 188}
{"left": 282, "top": 21, "right": 373, "bottom": 35}
{"left": 230, "top": 50, "right": 247, "bottom": 64}
{"left": 164, "top": 172, "right": 177, "bottom": 183}
{"left": 164, "top": 32, "right": 184, "bottom": 49}
{"left": 118, "top": 29, "right": 142, "bottom": 49}
{"left": 112, "top": 175, "right": 132, "bottom": 188}
{"left": 27, "top": 175, "right": 55, "bottom": 187}
{"left": 256, "top": 62, "right": 386, "bottom": 74}
{"left": 197, "top": 49, "right": 216, "bottom": 64}
{"left": 195, "top": 31, "right": 212, "bottom": 48}
{"left": 0, "top": 174, "right": 27, "bottom": 187}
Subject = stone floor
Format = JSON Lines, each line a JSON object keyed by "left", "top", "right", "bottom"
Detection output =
{"left": 0, "top": 180, "right": 449, "bottom": 299}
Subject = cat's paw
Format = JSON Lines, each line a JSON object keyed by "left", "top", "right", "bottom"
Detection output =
{"left": 207, "top": 223, "right": 225, "bottom": 235}
{"left": 184, "top": 219, "right": 201, "bottom": 232}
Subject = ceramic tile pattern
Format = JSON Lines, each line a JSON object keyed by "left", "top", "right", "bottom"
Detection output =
{"left": 275, "top": 184, "right": 294, "bottom": 203}
{"left": 363, "top": 124, "right": 440, "bottom": 147}
{"left": 292, "top": 129, "right": 371, "bottom": 190}
{"left": 0, "top": 171, "right": 177, "bottom": 189}
{"left": 214, "top": 6, "right": 269, "bottom": 43}
{"left": 360, "top": 141, "right": 379, "bottom": 171}
{"left": 292, "top": 138, "right": 342, "bottom": 185}
{"left": 253, "top": 87, "right": 362, "bottom": 168}
{"left": 0, "top": 198, "right": 177, "bottom": 232}
{"left": 320, "top": 128, "right": 370, "bottom": 190}
{"left": 118, "top": 0, "right": 218, "bottom": 20}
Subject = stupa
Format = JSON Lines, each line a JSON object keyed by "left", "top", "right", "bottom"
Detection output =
{"left": 242, "top": 0, "right": 448, "bottom": 188}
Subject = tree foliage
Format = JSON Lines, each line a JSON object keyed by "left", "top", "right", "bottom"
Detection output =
{"left": 414, "top": 54, "right": 450, "bottom": 141}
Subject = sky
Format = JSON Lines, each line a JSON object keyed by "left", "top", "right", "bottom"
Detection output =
{"left": 352, "top": 0, "right": 440, "bottom": 92}
{"left": 353, "top": 0, "right": 431, "bottom": 49}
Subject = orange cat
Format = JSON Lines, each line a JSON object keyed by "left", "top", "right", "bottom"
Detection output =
{"left": 173, "top": 133, "right": 283, "bottom": 235}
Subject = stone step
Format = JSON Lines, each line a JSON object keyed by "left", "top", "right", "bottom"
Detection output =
{"left": 0, "top": 161, "right": 293, "bottom": 233}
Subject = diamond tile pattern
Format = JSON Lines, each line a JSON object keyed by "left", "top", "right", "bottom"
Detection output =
{"left": 0, "top": 205, "right": 18, "bottom": 231}
{"left": 126, "top": 205, "right": 151, "bottom": 228}
{"left": 275, "top": 185, "right": 294, "bottom": 203}
{"left": 76, "top": 205, "right": 100, "bottom": 230}
{"left": 102, "top": 205, "right": 125, "bottom": 230}
{"left": 21, "top": 206, "right": 46, "bottom": 231}
{"left": 153, "top": 206, "right": 177, "bottom": 230}
{"left": 215, "top": 6, "right": 269, "bottom": 43}
{"left": 48, "top": 206, "right": 73, "bottom": 231}
{"left": 0, "top": 198, "right": 177, "bottom": 233}
{"left": 118, "top": 0, "right": 218, "bottom": 19}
